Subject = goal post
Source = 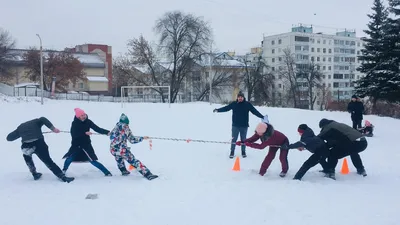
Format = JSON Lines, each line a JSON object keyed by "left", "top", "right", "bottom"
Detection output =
{"left": 120, "top": 85, "right": 171, "bottom": 108}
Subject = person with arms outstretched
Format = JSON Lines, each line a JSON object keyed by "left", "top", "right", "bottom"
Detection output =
{"left": 213, "top": 91, "right": 264, "bottom": 158}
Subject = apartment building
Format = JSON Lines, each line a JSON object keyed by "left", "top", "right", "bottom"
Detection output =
{"left": 261, "top": 24, "right": 365, "bottom": 108}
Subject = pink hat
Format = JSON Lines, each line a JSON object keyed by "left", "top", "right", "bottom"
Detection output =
{"left": 74, "top": 108, "right": 85, "bottom": 118}
{"left": 255, "top": 122, "right": 268, "bottom": 135}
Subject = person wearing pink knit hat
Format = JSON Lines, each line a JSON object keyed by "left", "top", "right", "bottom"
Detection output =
{"left": 236, "top": 122, "right": 290, "bottom": 177}
{"left": 62, "top": 108, "right": 112, "bottom": 176}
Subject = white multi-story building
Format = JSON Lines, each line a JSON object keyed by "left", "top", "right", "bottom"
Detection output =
{"left": 261, "top": 25, "right": 365, "bottom": 108}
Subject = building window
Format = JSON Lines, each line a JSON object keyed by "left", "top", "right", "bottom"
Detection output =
{"left": 323, "top": 40, "right": 326, "bottom": 44}
{"left": 272, "top": 49, "right": 275, "bottom": 54}
{"left": 295, "top": 36, "right": 309, "bottom": 42}
{"left": 323, "top": 66, "right": 326, "bottom": 70}
{"left": 333, "top": 82, "right": 339, "bottom": 88}
{"left": 323, "top": 48, "right": 326, "bottom": 53}
{"left": 271, "top": 40, "right": 275, "bottom": 45}
{"left": 317, "top": 48, "right": 320, "bottom": 52}
{"left": 278, "top": 39, "right": 282, "bottom": 44}
{"left": 329, "top": 49, "right": 332, "bottom": 53}
{"left": 311, "top": 47, "right": 314, "bottom": 52}
{"left": 79, "top": 83, "right": 84, "bottom": 89}
{"left": 317, "top": 57, "right": 320, "bottom": 62}
{"left": 328, "top": 66, "right": 332, "bottom": 70}
{"left": 272, "top": 58, "right": 275, "bottom": 63}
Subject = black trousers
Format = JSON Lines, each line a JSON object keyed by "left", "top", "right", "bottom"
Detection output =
{"left": 293, "top": 145, "right": 330, "bottom": 180}
{"left": 327, "top": 138, "right": 367, "bottom": 173}
{"left": 352, "top": 119, "right": 362, "bottom": 129}
{"left": 22, "top": 139, "right": 64, "bottom": 178}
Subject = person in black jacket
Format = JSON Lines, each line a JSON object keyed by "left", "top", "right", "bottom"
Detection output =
{"left": 213, "top": 91, "right": 264, "bottom": 158}
{"left": 347, "top": 95, "right": 364, "bottom": 129}
{"left": 62, "top": 108, "right": 112, "bottom": 176}
{"left": 6, "top": 117, "right": 74, "bottom": 183}
{"left": 285, "top": 124, "right": 329, "bottom": 180}
{"left": 318, "top": 118, "right": 368, "bottom": 180}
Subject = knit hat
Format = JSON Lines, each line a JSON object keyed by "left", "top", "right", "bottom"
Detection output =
{"left": 255, "top": 122, "right": 268, "bottom": 135}
{"left": 119, "top": 113, "right": 129, "bottom": 124}
{"left": 74, "top": 108, "right": 85, "bottom": 118}
{"left": 297, "top": 124, "right": 308, "bottom": 134}
{"left": 351, "top": 95, "right": 357, "bottom": 99}
{"left": 237, "top": 91, "right": 245, "bottom": 98}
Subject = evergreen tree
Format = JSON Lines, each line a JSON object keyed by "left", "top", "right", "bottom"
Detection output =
{"left": 384, "top": 0, "right": 400, "bottom": 101}
{"left": 355, "top": 0, "right": 390, "bottom": 107}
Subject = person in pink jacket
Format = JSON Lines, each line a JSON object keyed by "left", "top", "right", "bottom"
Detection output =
{"left": 237, "top": 122, "right": 289, "bottom": 177}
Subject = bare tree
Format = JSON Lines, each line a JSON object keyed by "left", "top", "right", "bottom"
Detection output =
{"left": 297, "top": 62, "right": 323, "bottom": 110}
{"left": 317, "top": 84, "right": 332, "bottom": 110}
{"left": 23, "top": 49, "right": 86, "bottom": 91}
{"left": 240, "top": 54, "right": 272, "bottom": 103}
{"left": 154, "top": 10, "right": 212, "bottom": 103}
{"left": 279, "top": 48, "right": 299, "bottom": 108}
{"left": 0, "top": 28, "right": 16, "bottom": 82}
{"left": 113, "top": 36, "right": 169, "bottom": 102}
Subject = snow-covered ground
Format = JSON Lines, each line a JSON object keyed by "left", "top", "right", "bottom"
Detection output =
{"left": 1, "top": 97, "right": 399, "bottom": 225}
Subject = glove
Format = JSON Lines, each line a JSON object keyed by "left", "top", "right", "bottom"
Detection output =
{"left": 280, "top": 143, "right": 289, "bottom": 150}
{"left": 235, "top": 141, "right": 242, "bottom": 146}
{"left": 245, "top": 142, "right": 252, "bottom": 147}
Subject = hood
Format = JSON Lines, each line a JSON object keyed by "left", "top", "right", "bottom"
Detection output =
{"left": 301, "top": 127, "right": 316, "bottom": 138}
{"left": 73, "top": 115, "right": 89, "bottom": 123}
{"left": 319, "top": 119, "right": 333, "bottom": 128}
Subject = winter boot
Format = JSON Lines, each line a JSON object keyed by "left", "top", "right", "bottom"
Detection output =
{"left": 105, "top": 172, "right": 112, "bottom": 177}
{"left": 120, "top": 168, "right": 130, "bottom": 176}
{"left": 241, "top": 151, "right": 247, "bottom": 158}
{"left": 32, "top": 172, "right": 42, "bottom": 180}
{"left": 324, "top": 172, "right": 336, "bottom": 180}
{"left": 279, "top": 172, "right": 287, "bottom": 177}
{"left": 60, "top": 175, "right": 75, "bottom": 183}
{"left": 357, "top": 169, "right": 367, "bottom": 177}
{"left": 144, "top": 172, "right": 159, "bottom": 180}
{"left": 229, "top": 150, "right": 234, "bottom": 159}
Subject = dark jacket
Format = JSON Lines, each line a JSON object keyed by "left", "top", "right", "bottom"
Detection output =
{"left": 6, "top": 117, "right": 55, "bottom": 143}
{"left": 62, "top": 116, "right": 109, "bottom": 162}
{"left": 318, "top": 119, "right": 363, "bottom": 148}
{"left": 244, "top": 124, "right": 288, "bottom": 149}
{"left": 288, "top": 127, "right": 326, "bottom": 153}
{"left": 215, "top": 98, "right": 264, "bottom": 127}
{"left": 347, "top": 101, "right": 364, "bottom": 120}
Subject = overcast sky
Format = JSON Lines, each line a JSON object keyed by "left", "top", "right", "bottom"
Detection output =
{"left": 1, "top": 0, "right": 375, "bottom": 57}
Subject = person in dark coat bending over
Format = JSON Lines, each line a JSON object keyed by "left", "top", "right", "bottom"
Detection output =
{"left": 347, "top": 95, "right": 364, "bottom": 129}
{"left": 284, "top": 124, "right": 329, "bottom": 180}
{"left": 318, "top": 118, "right": 368, "bottom": 180}
{"left": 213, "top": 91, "right": 264, "bottom": 158}
{"left": 62, "top": 108, "right": 112, "bottom": 176}
{"left": 6, "top": 117, "right": 74, "bottom": 183}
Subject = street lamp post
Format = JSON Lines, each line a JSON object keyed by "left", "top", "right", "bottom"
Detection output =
{"left": 36, "top": 34, "right": 44, "bottom": 105}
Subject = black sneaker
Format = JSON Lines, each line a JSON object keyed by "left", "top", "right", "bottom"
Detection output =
{"left": 105, "top": 172, "right": 112, "bottom": 177}
{"left": 32, "top": 172, "right": 42, "bottom": 180}
{"left": 357, "top": 169, "right": 367, "bottom": 177}
{"left": 121, "top": 170, "right": 130, "bottom": 176}
{"left": 324, "top": 172, "right": 336, "bottom": 180}
{"left": 229, "top": 151, "right": 234, "bottom": 159}
{"left": 61, "top": 175, "right": 75, "bottom": 183}
{"left": 144, "top": 172, "right": 159, "bottom": 180}
{"left": 242, "top": 152, "right": 247, "bottom": 158}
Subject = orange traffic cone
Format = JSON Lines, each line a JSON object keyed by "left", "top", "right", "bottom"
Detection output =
{"left": 128, "top": 164, "right": 135, "bottom": 171}
{"left": 232, "top": 156, "right": 241, "bottom": 171}
{"left": 340, "top": 158, "right": 350, "bottom": 174}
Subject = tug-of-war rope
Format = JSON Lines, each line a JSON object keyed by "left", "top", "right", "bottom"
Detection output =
{"left": 43, "top": 131, "right": 282, "bottom": 148}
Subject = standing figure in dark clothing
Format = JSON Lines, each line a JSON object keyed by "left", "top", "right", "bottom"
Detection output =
{"left": 284, "top": 124, "right": 329, "bottom": 180}
{"left": 213, "top": 91, "right": 264, "bottom": 158}
{"left": 347, "top": 95, "right": 364, "bottom": 129}
{"left": 6, "top": 117, "right": 74, "bottom": 183}
{"left": 238, "top": 122, "right": 290, "bottom": 177}
{"left": 318, "top": 118, "right": 368, "bottom": 180}
{"left": 62, "top": 108, "right": 112, "bottom": 176}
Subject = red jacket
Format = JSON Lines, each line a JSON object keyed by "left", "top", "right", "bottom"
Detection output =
{"left": 244, "top": 130, "right": 288, "bottom": 149}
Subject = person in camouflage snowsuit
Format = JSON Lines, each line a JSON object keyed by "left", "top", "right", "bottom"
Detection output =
{"left": 109, "top": 113, "right": 158, "bottom": 180}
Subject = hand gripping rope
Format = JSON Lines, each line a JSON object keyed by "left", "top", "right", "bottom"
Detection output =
{"left": 43, "top": 131, "right": 282, "bottom": 149}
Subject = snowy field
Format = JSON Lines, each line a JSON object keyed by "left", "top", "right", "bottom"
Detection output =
{"left": 1, "top": 96, "right": 399, "bottom": 225}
